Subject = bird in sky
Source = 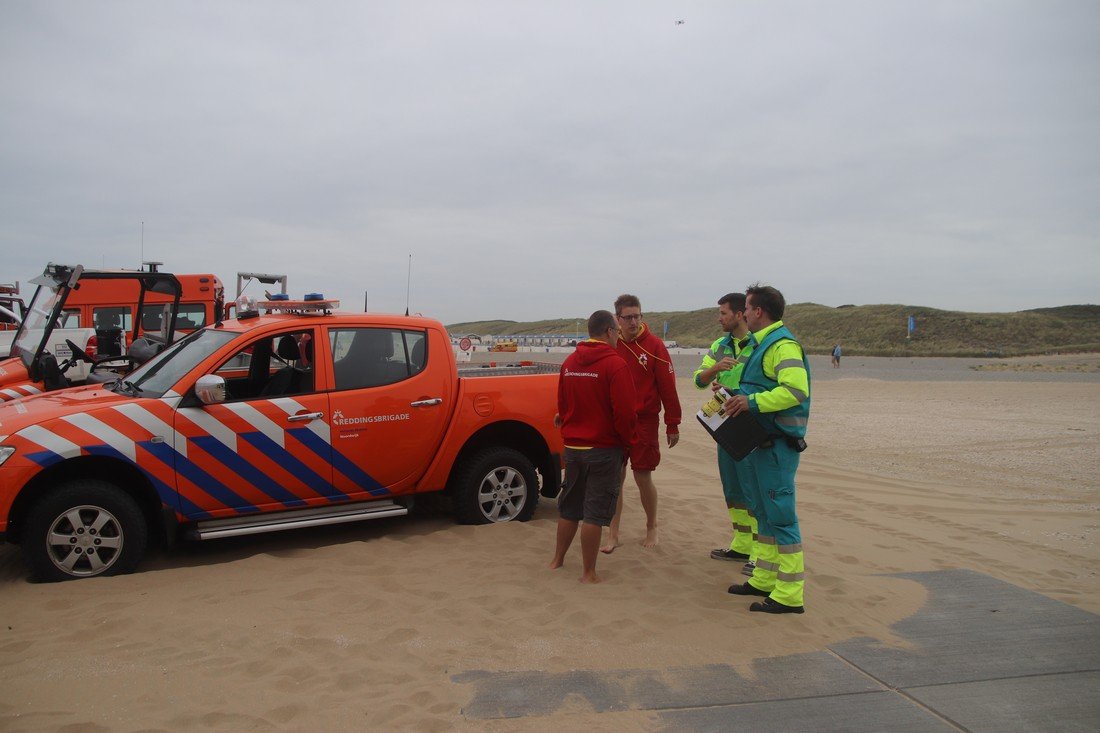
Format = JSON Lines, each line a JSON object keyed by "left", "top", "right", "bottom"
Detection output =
{"left": 675, "top": 19, "right": 685, "bottom": 25}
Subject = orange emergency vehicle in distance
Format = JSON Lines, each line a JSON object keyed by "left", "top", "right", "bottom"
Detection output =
{"left": 0, "top": 263, "right": 222, "bottom": 402}
{"left": 0, "top": 297, "right": 563, "bottom": 581}
{"left": 55, "top": 262, "right": 223, "bottom": 343}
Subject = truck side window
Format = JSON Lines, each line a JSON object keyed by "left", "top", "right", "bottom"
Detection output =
{"left": 214, "top": 330, "right": 315, "bottom": 400}
{"left": 406, "top": 331, "right": 427, "bottom": 375}
{"left": 92, "top": 306, "right": 133, "bottom": 332}
{"left": 178, "top": 304, "right": 206, "bottom": 329}
{"left": 331, "top": 328, "right": 421, "bottom": 390}
{"left": 140, "top": 303, "right": 207, "bottom": 332}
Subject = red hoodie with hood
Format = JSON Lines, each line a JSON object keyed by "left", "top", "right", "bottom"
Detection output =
{"left": 615, "top": 322, "right": 682, "bottom": 433}
{"left": 557, "top": 340, "right": 637, "bottom": 451}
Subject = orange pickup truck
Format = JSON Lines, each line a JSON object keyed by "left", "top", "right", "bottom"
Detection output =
{"left": 0, "top": 300, "right": 562, "bottom": 581}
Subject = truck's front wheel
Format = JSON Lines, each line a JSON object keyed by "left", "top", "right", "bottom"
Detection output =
{"left": 453, "top": 448, "right": 539, "bottom": 524}
{"left": 24, "top": 480, "right": 148, "bottom": 582}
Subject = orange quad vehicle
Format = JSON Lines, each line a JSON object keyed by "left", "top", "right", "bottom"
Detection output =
{"left": 0, "top": 263, "right": 222, "bottom": 402}
{"left": 0, "top": 296, "right": 563, "bottom": 581}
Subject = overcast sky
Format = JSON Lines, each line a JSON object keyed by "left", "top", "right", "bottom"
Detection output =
{"left": 2, "top": 1, "right": 1097, "bottom": 323}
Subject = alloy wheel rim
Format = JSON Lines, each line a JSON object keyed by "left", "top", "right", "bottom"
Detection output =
{"left": 477, "top": 466, "right": 527, "bottom": 522}
{"left": 45, "top": 504, "right": 124, "bottom": 577}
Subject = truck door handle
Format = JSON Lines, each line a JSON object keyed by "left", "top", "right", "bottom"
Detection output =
{"left": 288, "top": 411, "right": 324, "bottom": 422}
{"left": 410, "top": 398, "right": 443, "bottom": 407}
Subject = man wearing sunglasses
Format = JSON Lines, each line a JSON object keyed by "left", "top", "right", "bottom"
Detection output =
{"left": 601, "top": 294, "right": 682, "bottom": 552}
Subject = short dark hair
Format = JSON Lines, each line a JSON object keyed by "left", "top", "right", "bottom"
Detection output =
{"left": 588, "top": 309, "right": 617, "bottom": 337}
{"left": 614, "top": 294, "right": 640, "bottom": 316}
{"left": 745, "top": 283, "right": 785, "bottom": 321}
{"left": 718, "top": 292, "right": 746, "bottom": 311}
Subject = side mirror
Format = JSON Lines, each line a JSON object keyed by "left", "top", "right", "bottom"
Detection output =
{"left": 194, "top": 374, "right": 227, "bottom": 405}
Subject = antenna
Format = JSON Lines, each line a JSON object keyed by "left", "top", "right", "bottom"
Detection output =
{"left": 405, "top": 254, "right": 412, "bottom": 316}
{"left": 141, "top": 221, "right": 144, "bottom": 264}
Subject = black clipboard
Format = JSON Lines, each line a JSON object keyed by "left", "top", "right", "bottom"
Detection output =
{"left": 696, "top": 408, "right": 770, "bottom": 461}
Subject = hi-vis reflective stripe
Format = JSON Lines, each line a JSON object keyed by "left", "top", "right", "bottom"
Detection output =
{"left": 777, "top": 571, "right": 805, "bottom": 582}
{"left": 13, "top": 399, "right": 390, "bottom": 519}
{"left": 1, "top": 384, "right": 43, "bottom": 401}
{"left": 179, "top": 405, "right": 238, "bottom": 450}
{"left": 19, "top": 425, "right": 82, "bottom": 462}
{"left": 61, "top": 413, "right": 137, "bottom": 462}
{"left": 112, "top": 403, "right": 187, "bottom": 459}
{"left": 176, "top": 403, "right": 347, "bottom": 505}
{"left": 783, "top": 386, "right": 808, "bottom": 403}
{"left": 223, "top": 402, "right": 287, "bottom": 449}
{"left": 188, "top": 434, "right": 309, "bottom": 508}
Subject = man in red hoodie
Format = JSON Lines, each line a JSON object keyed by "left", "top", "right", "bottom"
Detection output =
{"left": 602, "top": 294, "right": 682, "bottom": 551}
{"left": 549, "top": 310, "right": 637, "bottom": 584}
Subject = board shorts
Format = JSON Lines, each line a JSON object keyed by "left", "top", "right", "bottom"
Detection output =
{"left": 558, "top": 446, "right": 624, "bottom": 526}
{"left": 629, "top": 414, "right": 661, "bottom": 471}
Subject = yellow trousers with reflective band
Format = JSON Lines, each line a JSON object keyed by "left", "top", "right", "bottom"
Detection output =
{"left": 718, "top": 446, "right": 759, "bottom": 560}
{"left": 733, "top": 440, "right": 805, "bottom": 608}
{"left": 726, "top": 507, "right": 758, "bottom": 558}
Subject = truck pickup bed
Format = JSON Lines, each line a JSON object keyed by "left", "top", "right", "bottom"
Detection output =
{"left": 457, "top": 361, "right": 561, "bottom": 376}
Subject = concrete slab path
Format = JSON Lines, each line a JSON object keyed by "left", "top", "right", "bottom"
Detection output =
{"left": 453, "top": 569, "right": 1100, "bottom": 731}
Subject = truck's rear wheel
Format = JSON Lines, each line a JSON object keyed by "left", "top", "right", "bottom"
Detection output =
{"left": 24, "top": 480, "right": 148, "bottom": 582}
{"left": 453, "top": 448, "right": 539, "bottom": 524}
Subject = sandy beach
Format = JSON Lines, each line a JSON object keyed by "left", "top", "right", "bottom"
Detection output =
{"left": 1, "top": 357, "right": 1097, "bottom": 731}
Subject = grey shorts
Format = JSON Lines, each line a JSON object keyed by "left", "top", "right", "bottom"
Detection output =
{"left": 558, "top": 447, "right": 624, "bottom": 526}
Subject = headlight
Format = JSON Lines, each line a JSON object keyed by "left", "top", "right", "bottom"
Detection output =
{"left": 0, "top": 446, "right": 14, "bottom": 467}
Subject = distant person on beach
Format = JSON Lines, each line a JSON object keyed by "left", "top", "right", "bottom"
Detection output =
{"left": 693, "top": 292, "right": 759, "bottom": 576}
{"left": 602, "top": 294, "right": 682, "bottom": 552}
{"left": 725, "top": 284, "right": 811, "bottom": 614}
{"left": 549, "top": 310, "right": 637, "bottom": 584}
{"left": 831, "top": 343, "right": 842, "bottom": 368}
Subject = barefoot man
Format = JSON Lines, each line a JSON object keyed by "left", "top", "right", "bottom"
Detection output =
{"left": 549, "top": 310, "right": 637, "bottom": 583}
{"left": 602, "top": 294, "right": 681, "bottom": 551}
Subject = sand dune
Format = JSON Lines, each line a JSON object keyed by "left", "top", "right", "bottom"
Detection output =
{"left": 0, "top": 364, "right": 1097, "bottom": 731}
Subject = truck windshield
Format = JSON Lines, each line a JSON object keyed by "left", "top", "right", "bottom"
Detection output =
{"left": 11, "top": 280, "right": 65, "bottom": 368}
{"left": 117, "top": 327, "right": 237, "bottom": 398}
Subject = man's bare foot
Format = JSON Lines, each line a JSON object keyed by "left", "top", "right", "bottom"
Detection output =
{"left": 642, "top": 528, "right": 659, "bottom": 548}
{"left": 580, "top": 572, "right": 602, "bottom": 584}
{"left": 600, "top": 537, "right": 621, "bottom": 554}
{"left": 548, "top": 558, "right": 564, "bottom": 569}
